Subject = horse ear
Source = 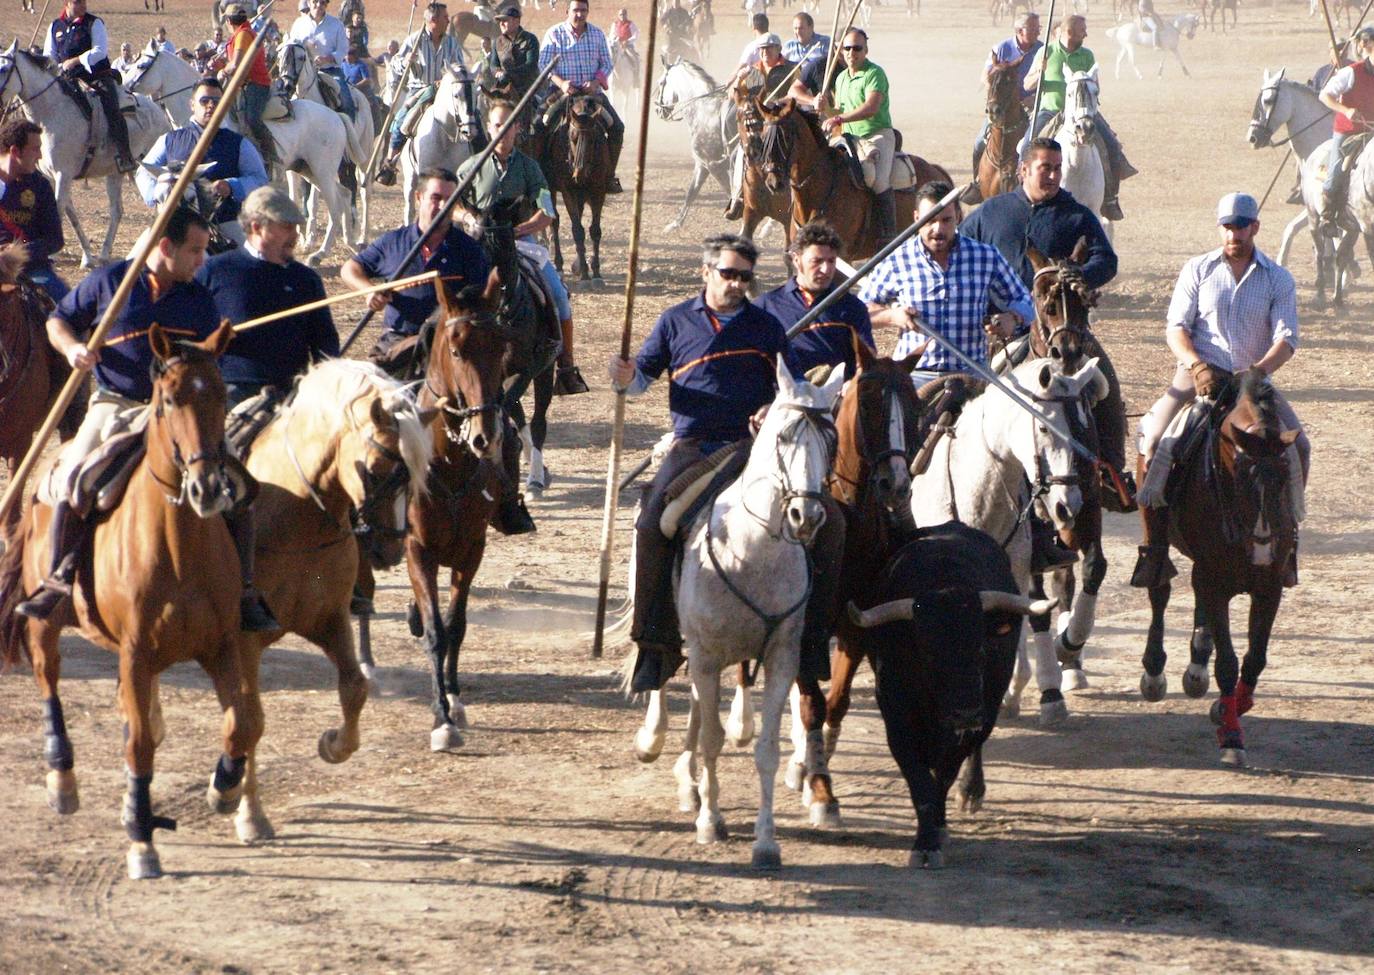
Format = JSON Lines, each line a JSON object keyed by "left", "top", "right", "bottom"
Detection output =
{"left": 201, "top": 319, "right": 237, "bottom": 358}
{"left": 776, "top": 355, "right": 799, "bottom": 399}
{"left": 369, "top": 395, "right": 393, "bottom": 430}
{"left": 777, "top": 98, "right": 795, "bottom": 119}
{"left": 897, "top": 352, "right": 922, "bottom": 373}
{"left": 148, "top": 321, "right": 174, "bottom": 361}
{"left": 853, "top": 331, "right": 875, "bottom": 373}
{"left": 1069, "top": 236, "right": 1090, "bottom": 265}
{"left": 1025, "top": 246, "right": 1050, "bottom": 271}
{"left": 1230, "top": 426, "right": 1268, "bottom": 455}
{"left": 820, "top": 362, "right": 846, "bottom": 402}
{"left": 1276, "top": 66, "right": 1286, "bottom": 82}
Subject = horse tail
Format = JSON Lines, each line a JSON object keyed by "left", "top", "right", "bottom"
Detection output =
{"left": 0, "top": 525, "right": 33, "bottom": 669}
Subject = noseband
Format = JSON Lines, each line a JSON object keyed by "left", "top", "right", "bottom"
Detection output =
{"left": 148, "top": 353, "right": 228, "bottom": 503}
{"left": 351, "top": 436, "right": 412, "bottom": 544}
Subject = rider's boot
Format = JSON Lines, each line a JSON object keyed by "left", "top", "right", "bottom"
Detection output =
{"left": 1320, "top": 187, "right": 1345, "bottom": 237}
{"left": 553, "top": 318, "right": 590, "bottom": 396}
{"left": 1129, "top": 486, "right": 1178, "bottom": 589}
{"left": 723, "top": 196, "right": 744, "bottom": 221}
{"left": 1030, "top": 515, "right": 1078, "bottom": 573}
{"left": 874, "top": 189, "right": 898, "bottom": 248}
{"left": 15, "top": 502, "right": 81, "bottom": 620}
{"left": 607, "top": 125, "right": 625, "bottom": 194}
{"left": 102, "top": 82, "right": 138, "bottom": 174}
{"left": 226, "top": 508, "right": 280, "bottom": 632}
{"left": 491, "top": 429, "right": 536, "bottom": 535}
{"left": 629, "top": 521, "right": 684, "bottom": 694}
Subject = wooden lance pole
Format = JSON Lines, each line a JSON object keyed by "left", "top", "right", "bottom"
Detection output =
{"left": 819, "top": 0, "right": 864, "bottom": 114}
{"left": 1352, "top": 0, "right": 1374, "bottom": 39}
{"left": 0, "top": 26, "right": 271, "bottom": 527}
{"left": 1026, "top": 0, "right": 1059, "bottom": 158}
{"left": 1320, "top": 0, "right": 1345, "bottom": 66}
{"left": 366, "top": 44, "right": 420, "bottom": 179}
{"left": 233, "top": 271, "right": 441, "bottom": 332}
{"left": 591, "top": 0, "right": 661, "bottom": 660}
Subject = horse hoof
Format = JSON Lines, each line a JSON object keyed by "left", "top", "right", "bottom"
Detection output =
{"left": 317, "top": 728, "right": 354, "bottom": 765}
{"left": 955, "top": 786, "right": 983, "bottom": 814}
{"left": 633, "top": 727, "right": 664, "bottom": 763}
{"left": 1220, "top": 746, "right": 1247, "bottom": 768}
{"left": 784, "top": 759, "right": 805, "bottom": 792}
{"left": 1061, "top": 668, "right": 1089, "bottom": 693}
{"left": 696, "top": 818, "right": 728, "bottom": 845}
{"left": 908, "top": 847, "right": 944, "bottom": 870}
{"left": 127, "top": 842, "right": 163, "bottom": 880}
{"left": 809, "top": 800, "right": 842, "bottom": 830}
{"left": 664, "top": 219, "right": 682, "bottom": 233}
{"left": 1183, "top": 664, "right": 1210, "bottom": 699}
{"left": 1038, "top": 698, "right": 1069, "bottom": 727}
{"left": 46, "top": 770, "right": 79, "bottom": 815}
{"left": 449, "top": 701, "right": 469, "bottom": 731}
{"left": 206, "top": 779, "right": 243, "bottom": 815}
{"left": 1140, "top": 671, "right": 1168, "bottom": 702}
{"left": 750, "top": 840, "right": 782, "bottom": 870}
{"left": 430, "top": 723, "right": 464, "bottom": 752}
{"left": 236, "top": 810, "right": 275, "bottom": 845}
{"left": 1209, "top": 699, "right": 1224, "bottom": 725}
{"left": 1000, "top": 695, "right": 1021, "bottom": 720}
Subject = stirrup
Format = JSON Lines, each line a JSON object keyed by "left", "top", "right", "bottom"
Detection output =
{"left": 240, "top": 589, "right": 280, "bottom": 632}
{"left": 1129, "top": 544, "right": 1177, "bottom": 589}
{"left": 554, "top": 364, "right": 590, "bottom": 396}
{"left": 15, "top": 580, "right": 73, "bottom": 621}
{"left": 375, "top": 158, "right": 398, "bottom": 186}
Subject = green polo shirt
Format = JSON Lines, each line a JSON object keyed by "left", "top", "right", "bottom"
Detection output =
{"left": 1039, "top": 41, "right": 1096, "bottom": 114}
{"left": 832, "top": 60, "right": 891, "bottom": 138}
{"left": 456, "top": 148, "right": 555, "bottom": 218}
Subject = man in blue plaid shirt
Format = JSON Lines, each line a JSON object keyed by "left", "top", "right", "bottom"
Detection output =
{"left": 537, "top": 0, "right": 624, "bottom": 192}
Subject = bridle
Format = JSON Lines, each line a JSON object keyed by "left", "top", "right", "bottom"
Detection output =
{"left": 0, "top": 53, "right": 64, "bottom": 115}
{"left": 425, "top": 310, "right": 510, "bottom": 454}
{"left": 1031, "top": 264, "right": 1095, "bottom": 364}
{"left": 148, "top": 353, "right": 229, "bottom": 505}
{"left": 740, "top": 401, "right": 837, "bottom": 543}
{"left": 830, "top": 371, "right": 915, "bottom": 505}
{"left": 1249, "top": 77, "right": 1332, "bottom": 149}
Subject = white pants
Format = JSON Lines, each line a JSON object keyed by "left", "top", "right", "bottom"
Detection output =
{"left": 855, "top": 128, "right": 897, "bottom": 194}
{"left": 48, "top": 387, "right": 144, "bottom": 502}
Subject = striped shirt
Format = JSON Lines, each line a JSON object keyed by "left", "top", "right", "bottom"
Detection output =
{"left": 539, "top": 22, "right": 613, "bottom": 89}
{"left": 1166, "top": 246, "right": 1298, "bottom": 372}
{"left": 860, "top": 234, "right": 1034, "bottom": 373}
{"left": 397, "top": 27, "right": 466, "bottom": 89}
{"left": 783, "top": 34, "right": 829, "bottom": 67}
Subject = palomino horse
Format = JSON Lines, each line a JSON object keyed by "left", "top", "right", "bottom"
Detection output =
{"left": 629, "top": 360, "right": 844, "bottom": 870}
{"left": 0, "top": 322, "right": 260, "bottom": 880}
{"left": 653, "top": 59, "right": 736, "bottom": 234}
{"left": 1104, "top": 15, "right": 1199, "bottom": 80}
{"left": 974, "top": 56, "right": 1029, "bottom": 205}
{"left": 225, "top": 360, "right": 433, "bottom": 842}
{"left": 1137, "top": 370, "right": 1303, "bottom": 767}
{"left": 122, "top": 50, "right": 203, "bottom": 126}
{"left": 406, "top": 282, "right": 510, "bottom": 752}
{"left": 1050, "top": 68, "right": 1111, "bottom": 236}
{"left": 757, "top": 98, "right": 951, "bottom": 260}
{"left": 400, "top": 66, "right": 484, "bottom": 226}
{"left": 729, "top": 79, "right": 795, "bottom": 243}
{"left": 0, "top": 45, "right": 170, "bottom": 268}
{"left": 534, "top": 95, "right": 611, "bottom": 282}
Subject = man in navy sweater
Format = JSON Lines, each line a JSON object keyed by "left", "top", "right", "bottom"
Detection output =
{"left": 0, "top": 118, "right": 68, "bottom": 302}
{"left": 609, "top": 233, "right": 845, "bottom": 693}
{"left": 18, "top": 207, "right": 278, "bottom": 631}
{"left": 199, "top": 186, "right": 338, "bottom": 407}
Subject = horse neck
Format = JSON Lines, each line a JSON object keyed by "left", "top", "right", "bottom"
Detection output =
{"left": 1283, "top": 83, "right": 1329, "bottom": 155}
{"left": 948, "top": 392, "right": 1028, "bottom": 533}
{"left": 14, "top": 58, "right": 69, "bottom": 121}
{"left": 257, "top": 395, "right": 352, "bottom": 519}
{"left": 717, "top": 431, "right": 787, "bottom": 544}
{"left": 785, "top": 114, "right": 827, "bottom": 195}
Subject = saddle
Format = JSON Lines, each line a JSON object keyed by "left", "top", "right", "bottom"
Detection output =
{"left": 909, "top": 374, "right": 984, "bottom": 478}
{"left": 1315, "top": 131, "right": 1371, "bottom": 184}
{"left": 37, "top": 406, "right": 148, "bottom": 517}
{"left": 225, "top": 386, "right": 290, "bottom": 456}
{"left": 315, "top": 70, "right": 355, "bottom": 120}
{"left": 830, "top": 130, "right": 920, "bottom": 192}
{"left": 400, "top": 85, "right": 439, "bottom": 139}
{"left": 658, "top": 439, "right": 751, "bottom": 539}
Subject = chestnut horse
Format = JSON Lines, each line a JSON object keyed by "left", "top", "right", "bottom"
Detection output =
{"left": 757, "top": 99, "right": 952, "bottom": 260}
{"left": 1137, "top": 369, "right": 1303, "bottom": 767}
{"left": 224, "top": 360, "right": 434, "bottom": 843}
{"left": 534, "top": 95, "right": 611, "bottom": 282}
{"left": 0, "top": 322, "right": 259, "bottom": 880}
{"left": 974, "top": 57, "right": 1029, "bottom": 205}
{"left": 730, "top": 79, "right": 797, "bottom": 243}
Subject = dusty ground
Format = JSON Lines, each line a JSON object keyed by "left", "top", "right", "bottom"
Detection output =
{"left": 3, "top": 0, "right": 1373, "bottom": 971}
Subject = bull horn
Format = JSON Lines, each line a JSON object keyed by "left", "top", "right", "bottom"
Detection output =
{"left": 979, "top": 591, "right": 1058, "bottom": 617}
{"left": 847, "top": 598, "right": 915, "bottom": 628}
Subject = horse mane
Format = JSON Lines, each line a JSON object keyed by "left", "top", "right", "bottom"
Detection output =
{"left": 20, "top": 50, "right": 56, "bottom": 73}
{"left": 0, "top": 241, "right": 28, "bottom": 285}
{"left": 674, "top": 60, "right": 717, "bottom": 89}
{"left": 291, "top": 359, "right": 435, "bottom": 492}
{"left": 1238, "top": 367, "right": 1279, "bottom": 433}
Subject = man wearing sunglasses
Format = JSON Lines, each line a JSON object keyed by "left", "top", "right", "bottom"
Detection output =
{"left": 609, "top": 234, "right": 845, "bottom": 694}
{"left": 818, "top": 29, "right": 898, "bottom": 246}
{"left": 136, "top": 78, "right": 269, "bottom": 246}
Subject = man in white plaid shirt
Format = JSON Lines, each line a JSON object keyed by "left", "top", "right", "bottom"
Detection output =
{"left": 1133, "top": 191, "right": 1307, "bottom": 589}
{"left": 538, "top": 0, "right": 624, "bottom": 192}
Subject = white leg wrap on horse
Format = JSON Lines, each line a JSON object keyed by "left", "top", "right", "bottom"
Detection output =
{"left": 1033, "top": 631, "right": 1061, "bottom": 693}
{"left": 1064, "top": 591, "right": 1097, "bottom": 648}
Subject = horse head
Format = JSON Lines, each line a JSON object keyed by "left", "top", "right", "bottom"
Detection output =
{"left": 1027, "top": 242, "right": 1098, "bottom": 370}
{"left": 1174, "top": 14, "right": 1200, "bottom": 40}
{"left": 428, "top": 281, "right": 509, "bottom": 462}
{"left": 1220, "top": 368, "right": 1301, "bottom": 572}
{"left": 652, "top": 58, "right": 687, "bottom": 119}
{"left": 750, "top": 357, "right": 843, "bottom": 544}
{"left": 147, "top": 320, "right": 237, "bottom": 517}
{"left": 833, "top": 336, "right": 921, "bottom": 516}
{"left": 731, "top": 77, "right": 767, "bottom": 166}
{"left": 1063, "top": 68, "right": 1100, "bottom": 146}
{"left": 567, "top": 95, "right": 611, "bottom": 184}
{"left": 442, "top": 64, "right": 482, "bottom": 144}
{"left": 758, "top": 97, "right": 801, "bottom": 195}
{"left": 1248, "top": 67, "right": 1287, "bottom": 148}
{"left": 985, "top": 58, "right": 1027, "bottom": 128}
{"left": 276, "top": 41, "right": 311, "bottom": 97}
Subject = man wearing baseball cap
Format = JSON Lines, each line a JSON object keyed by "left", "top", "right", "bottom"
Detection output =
{"left": 723, "top": 34, "right": 793, "bottom": 222}
{"left": 1133, "top": 191, "right": 1308, "bottom": 590}
{"left": 222, "top": 1, "right": 277, "bottom": 171}
{"left": 487, "top": 5, "right": 540, "bottom": 104}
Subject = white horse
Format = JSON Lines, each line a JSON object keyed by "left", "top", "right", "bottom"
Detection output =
{"left": 275, "top": 42, "right": 375, "bottom": 248}
{"left": 399, "top": 66, "right": 483, "bottom": 225}
{"left": 0, "top": 44, "right": 169, "bottom": 268}
{"left": 1105, "top": 13, "right": 1198, "bottom": 79}
{"left": 910, "top": 358, "right": 1107, "bottom": 727}
{"left": 1051, "top": 67, "right": 1111, "bottom": 238}
{"left": 257, "top": 99, "right": 359, "bottom": 266}
{"left": 1296, "top": 138, "right": 1369, "bottom": 308}
{"left": 652, "top": 59, "right": 737, "bottom": 234}
{"left": 121, "top": 50, "right": 203, "bottom": 127}
{"left": 629, "top": 361, "right": 844, "bottom": 870}
{"left": 609, "top": 42, "right": 640, "bottom": 116}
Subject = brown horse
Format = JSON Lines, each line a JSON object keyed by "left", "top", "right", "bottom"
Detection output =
{"left": 406, "top": 281, "right": 511, "bottom": 751}
{"left": 0, "top": 322, "right": 259, "bottom": 880}
{"left": 757, "top": 99, "right": 951, "bottom": 260}
{"left": 1137, "top": 369, "right": 1302, "bottom": 768}
{"left": 534, "top": 95, "right": 610, "bottom": 282}
{"left": 691, "top": 0, "right": 715, "bottom": 57}
{"left": 225, "top": 360, "right": 434, "bottom": 842}
{"left": 974, "top": 57, "right": 1029, "bottom": 205}
{"left": 730, "top": 79, "right": 797, "bottom": 243}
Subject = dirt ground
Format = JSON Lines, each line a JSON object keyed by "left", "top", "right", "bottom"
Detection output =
{"left": 2, "top": 0, "right": 1373, "bottom": 971}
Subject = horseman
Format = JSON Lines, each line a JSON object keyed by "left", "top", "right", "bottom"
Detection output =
{"left": 723, "top": 35, "right": 793, "bottom": 222}
{"left": 1134, "top": 192, "right": 1307, "bottom": 591}
{"left": 537, "top": 0, "right": 625, "bottom": 194}
{"left": 43, "top": 0, "right": 136, "bottom": 173}
{"left": 288, "top": 0, "right": 358, "bottom": 119}
{"left": 197, "top": 186, "right": 338, "bottom": 408}
{"left": 607, "top": 233, "right": 844, "bottom": 694}
{"left": 659, "top": 0, "right": 694, "bottom": 53}
{"left": 1136, "top": 0, "right": 1162, "bottom": 49}
{"left": 136, "top": 78, "right": 269, "bottom": 247}
{"left": 973, "top": 11, "right": 1041, "bottom": 179}
{"left": 608, "top": 7, "right": 640, "bottom": 55}
{"left": 486, "top": 5, "right": 540, "bottom": 106}
{"left": 17, "top": 206, "right": 279, "bottom": 632}
{"left": 1023, "top": 14, "right": 1135, "bottom": 221}
{"left": 860, "top": 180, "right": 1073, "bottom": 571}
{"left": 1317, "top": 27, "right": 1374, "bottom": 234}
{"left": 755, "top": 220, "right": 874, "bottom": 378}
{"left": 221, "top": 2, "right": 277, "bottom": 172}
{"left": 784, "top": 12, "right": 829, "bottom": 71}
{"left": 818, "top": 29, "right": 898, "bottom": 246}
{"left": 0, "top": 119, "right": 68, "bottom": 303}
{"left": 376, "top": 2, "right": 465, "bottom": 187}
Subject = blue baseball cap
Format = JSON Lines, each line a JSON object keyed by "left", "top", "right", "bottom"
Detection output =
{"left": 1216, "top": 191, "right": 1259, "bottom": 227}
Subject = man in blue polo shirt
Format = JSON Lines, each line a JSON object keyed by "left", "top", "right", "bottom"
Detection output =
{"left": 341, "top": 167, "right": 491, "bottom": 374}
{"left": 755, "top": 220, "right": 873, "bottom": 378}
{"left": 18, "top": 207, "right": 278, "bottom": 631}
{"left": 609, "top": 233, "right": 845, "bottom": 693}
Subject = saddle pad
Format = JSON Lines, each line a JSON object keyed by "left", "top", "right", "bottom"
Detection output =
{"left": 226, "top": 387, "right": 288, "bottom": 457}
{"left": 889, "top": 153, "right": 918, "bottom": 191}
{"left": 70, "top": 429, "right": 147, "bottom": 518}
{"left": 659, "top": 440, "right": 750, "bottom": 539}
{"left": 1137, "top": 401, "right": 1196, "bottom": 510}
{"left": 401, "top": 87, "right": 439, "bottom": 139}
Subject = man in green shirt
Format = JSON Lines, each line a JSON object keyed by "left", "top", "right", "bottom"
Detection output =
{"left": 1023, "top": 14, "right": 1136, "bottom": 220}
{"left": 819, "top": 28, "right": 898, "bottom": 244}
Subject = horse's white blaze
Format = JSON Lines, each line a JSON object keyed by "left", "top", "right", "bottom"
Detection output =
{"left": 886, "top": 390, "right": 911, "bottom": 502}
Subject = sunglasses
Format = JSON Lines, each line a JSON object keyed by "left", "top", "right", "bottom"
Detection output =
{"left": 842, "top": 44, "right": 865, "bottom": 51}
{"left": 713, "top": 266, "right": 754, "bottom": 282}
